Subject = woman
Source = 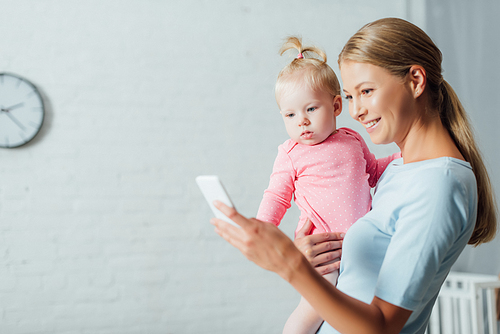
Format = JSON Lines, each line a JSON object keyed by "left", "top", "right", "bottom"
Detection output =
{"left": 211, "top": 18, "right": 497, "bottom": 334}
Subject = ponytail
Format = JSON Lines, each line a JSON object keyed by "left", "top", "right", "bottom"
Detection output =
{"left": 275, "top": 36, "right": 340, "bottom": 102}
{"left": 279, "top": 36, "right": 328, "bottom": 64}
{"left": 440, "top": 81, "right": 498, "bottom": 245}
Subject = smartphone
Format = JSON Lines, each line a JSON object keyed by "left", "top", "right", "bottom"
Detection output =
{"left": 196, "top": 175, "right": 239, "bottom": 227}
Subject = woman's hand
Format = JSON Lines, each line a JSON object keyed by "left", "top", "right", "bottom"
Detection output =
{"left": 211, "top": 201, "right": 307, "bottom": 282}
{"left": 294, "top": 219, "right": 344, "bottom": 276}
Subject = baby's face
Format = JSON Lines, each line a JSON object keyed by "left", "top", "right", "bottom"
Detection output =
{"left": 278, "top": 85, "right": 340, "bottom": 145}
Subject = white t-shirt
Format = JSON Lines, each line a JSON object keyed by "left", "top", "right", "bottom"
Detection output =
{"left": 318, "top": 157, "right": 477, "bottom": 334}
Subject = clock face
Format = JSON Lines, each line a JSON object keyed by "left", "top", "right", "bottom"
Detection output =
{"left": 0, "top": 73, "right": 45, "bottom": 148}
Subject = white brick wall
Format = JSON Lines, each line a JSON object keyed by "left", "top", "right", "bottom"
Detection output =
{"left": 0, "top": 1, "right": 408, "bottom": 333}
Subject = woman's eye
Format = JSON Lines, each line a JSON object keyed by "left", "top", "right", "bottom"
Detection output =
{"left": 344, "top": 95, "right": 352, "bottom": 101}
{"left": 307, "top": 107, "right": 317, "bottom": 112}
{"left": 361, "top": 89, "right": 373, "bottom": 95}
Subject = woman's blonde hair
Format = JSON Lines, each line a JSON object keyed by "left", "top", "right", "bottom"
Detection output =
{"left": 276, "top": 36, "right": 340, "bottom": 103}
{"left": 338, "top": 17, "right": 497, "bottom": 246}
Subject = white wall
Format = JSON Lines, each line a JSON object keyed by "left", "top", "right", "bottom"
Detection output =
{"left": 0, "top": 1, "right": 423, "bottom": 333}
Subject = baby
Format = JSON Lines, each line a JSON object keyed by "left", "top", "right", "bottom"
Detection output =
{"left": 256, "top": 36, "right": 400, "bottom": 334}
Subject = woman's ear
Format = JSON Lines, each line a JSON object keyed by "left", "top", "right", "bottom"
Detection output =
{"left": 333, "top": 95, "right": 342, "bottom": 116}
{"left": 408, "top": 65, "right": 426, "bottom": 98}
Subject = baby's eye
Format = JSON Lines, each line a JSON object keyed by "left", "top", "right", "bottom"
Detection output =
{"left": 307, "top": 107, "right": 317, "bottom": 113}
{"left": 285, "top": 113, "right": 295, "bottom": 118}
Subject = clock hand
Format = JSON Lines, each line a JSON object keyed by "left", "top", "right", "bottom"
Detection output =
{"left": 4, "top": 102, "right": 25, "bottom": 111}
{"left": 5, "top": 112, "right": 26, "bottom": 131}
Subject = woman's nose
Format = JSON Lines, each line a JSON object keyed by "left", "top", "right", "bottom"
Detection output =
{"left": 350, "top": 98, "right": 367, "bottom": 120}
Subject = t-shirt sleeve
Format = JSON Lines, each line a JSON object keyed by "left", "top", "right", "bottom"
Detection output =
{"left": 374, "top": 170, "right": 472, "bottom": 310}
{"left": 256, "top": 146, "right": 295, "bottom": 226}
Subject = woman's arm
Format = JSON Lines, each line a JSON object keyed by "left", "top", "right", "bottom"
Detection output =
{"left": 211, "top": 201, "right": 412, "bottom": 334}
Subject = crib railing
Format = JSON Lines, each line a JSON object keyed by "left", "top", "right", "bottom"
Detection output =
{"left": 425, "top": 272, "right": 500, "bottom": 334}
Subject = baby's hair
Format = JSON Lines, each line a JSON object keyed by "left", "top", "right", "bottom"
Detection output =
{"left": 276, "top": 36, "right": 340, "bottom": 104}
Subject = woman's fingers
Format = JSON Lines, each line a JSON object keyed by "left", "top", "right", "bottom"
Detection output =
{"left": 294, "top": 229, "right": 344, "bottom": 271}
{"left": 296, "top": 232, "right": 344, "bottom": 256}
{"left": 213, "top": 200, "right": 251, "bottom": 229}
{"left": 315, "top": 258, "right": 341, "bottom": 276}
{"left": 295, "top": 218, "right": 314, "bottom": 239}
{"left": 310, "top": 247, "right": 342, "bottom": 268}
{"left": 211, "top": 217, "right": 246, "bottom": 249}
{"left": 307, "top": 232, "right": 345, "bottom": 246}
{"left": 313, "top": 239, "right": 343, "bottom": 258}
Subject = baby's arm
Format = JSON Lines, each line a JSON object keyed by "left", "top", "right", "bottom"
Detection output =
{"left": 352, "top": 130, "right": 401, "bottom": 187}
{"left": 257, "top": 146, "right": 296, "bottom": 226}
{"left": 366, "top": 151, "right": 401, "bottom": 186}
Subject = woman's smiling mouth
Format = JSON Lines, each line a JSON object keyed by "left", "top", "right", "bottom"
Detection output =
{"left": 364, "top": 118, "right": 380, "bottom": 129}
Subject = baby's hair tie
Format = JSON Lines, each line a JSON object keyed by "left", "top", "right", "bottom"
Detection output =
{"left": 296, "top": 53, "right": 304, "bottom": 59}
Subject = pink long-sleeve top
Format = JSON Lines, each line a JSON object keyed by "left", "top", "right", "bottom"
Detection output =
{"left": 257, "top": 127, "right": 400, "bottom": 236}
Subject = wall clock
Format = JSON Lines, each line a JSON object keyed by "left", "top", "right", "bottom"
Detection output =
{"left": 0, "top": 72, "right": 45, "bottom": 148}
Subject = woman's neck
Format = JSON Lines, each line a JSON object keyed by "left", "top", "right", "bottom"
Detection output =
{"left": 398, "top": 113, "right": 464, "bottom": 164}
